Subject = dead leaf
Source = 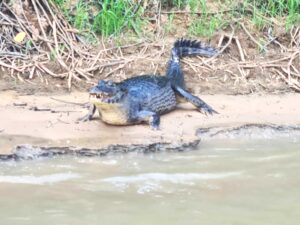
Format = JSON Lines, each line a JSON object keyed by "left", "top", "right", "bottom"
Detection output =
{"left": 14, "top": 32, "right": 26, "bottom": 43}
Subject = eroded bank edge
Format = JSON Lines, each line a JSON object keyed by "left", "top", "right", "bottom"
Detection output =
{"left": 2, "top": 123, "right": 300, "bottom": 161}
{"left": 0, "top": 139, "right": 201, "bottom": 161}
{"left": 197, "top": 123, "right": 300, "bottom": 139}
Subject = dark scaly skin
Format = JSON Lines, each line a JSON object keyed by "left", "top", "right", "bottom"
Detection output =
{"left": 80, "top": 39, "right": 218, "bottom": 129}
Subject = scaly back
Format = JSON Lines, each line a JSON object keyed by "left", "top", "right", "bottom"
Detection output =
{"left": 165, "top": 39, "right": 217, "bottom": 88}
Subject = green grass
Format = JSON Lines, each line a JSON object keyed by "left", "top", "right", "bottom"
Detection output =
{"left": 188, "top": 15, "right": 224, "bottom": 37}
{"left": 252, "top": 0, "right": 300, "bottom": 17}
{"left": 187, "top": 0, "right": 223, "bottom": 37}
{"left": 52, "top": 0, "right": 300, "bottom": 39}
{"left": 92, "top": 0, "right": 143, "bottom": 36}
{"left": 52, "top": 0, "right": 66, "bottom": 7}
{"left": 164, "top": 14, "right": 176, "bottom": 34}
{"left": 52, "top": 0, "right": 143, "bottom": 36}
{"left": 161, "top": 0, "right": 188, "bottom": 8}
{"left": 73, "top": 1, "right": 89, "bottom": 31}
{"left": 244, "top": 0, "right": 300, "bottom": 30}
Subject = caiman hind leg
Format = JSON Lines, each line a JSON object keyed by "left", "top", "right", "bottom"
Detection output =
{"left": 174, "top": 86, "right": 218, "bottom": 115}
{"left": 135, "top": 110, "right": 160, "bottom": 130}
{"left": 77, "top": 104, "right": 97, "bottom": 122}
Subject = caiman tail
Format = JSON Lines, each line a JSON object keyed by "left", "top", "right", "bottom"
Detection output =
{"left": 166, "top": 39, "right": 217, "bottom": 88}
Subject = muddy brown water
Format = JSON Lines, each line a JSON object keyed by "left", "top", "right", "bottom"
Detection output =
{"left": 0, "top": 129, "right": 300, "bottom": 225}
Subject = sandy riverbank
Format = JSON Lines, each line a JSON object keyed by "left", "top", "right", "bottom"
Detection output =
{"left": 0, "top": 91, "right": 299, "bottom": 156}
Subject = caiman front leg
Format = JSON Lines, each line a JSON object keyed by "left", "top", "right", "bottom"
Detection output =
{"left": 174, "top": 86, "right": 218, "bottom": 115}
{"left": 135, "top": 110, "right": 160, "bottom": 130}
{"left": 77, "top": 104, "right": 97, "bottom": 122}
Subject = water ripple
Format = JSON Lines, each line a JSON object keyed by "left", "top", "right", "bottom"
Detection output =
{"left": 0, "top": 173, "right": 80, "bottom": 185}
{"left": 101, "top": 172, "right": 242, "bottom": 184}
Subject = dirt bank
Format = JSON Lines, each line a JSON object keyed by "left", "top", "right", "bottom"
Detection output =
{"left": 0, "top": 91, "right": 299, "bottom": 156}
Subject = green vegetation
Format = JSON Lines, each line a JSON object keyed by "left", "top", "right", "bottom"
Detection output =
{"left": 92, "top": 0, "right": 143, "bottom": 36}
{"left": 52, "top": 0, "right": 65, "bottom": 7}
{"left": 161, "top": 0, "right": 188, "bottom": 8}
{"left": 189, "top": 16, "right": 224, "bottom": 37}
{"left": 244, "top": 0, "right": 300, "bottom": 29}
{"left": 253, "top": 0, "right": 299, "bottom": 17}
{"left": 164, "top": 14, "right": 176, "bottom": 34}
{"left": 73, "top": 1, "right": 90, "bottom": 31}
{"left": 52, "top": 0, "right": 300, "bottom": 38}
{"left": 52, "top": 0, "right": 143, "bottom": 36}
{"left": 187, "top": 0, "right": 224, "bottom": 37}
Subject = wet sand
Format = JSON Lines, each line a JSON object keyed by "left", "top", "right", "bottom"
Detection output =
{"left": 0, "top": 91, "right": 299, "bottom": 155}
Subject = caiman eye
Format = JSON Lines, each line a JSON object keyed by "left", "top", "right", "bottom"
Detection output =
{"left": 107, "top": 80, "right": 113, "bottom": 86}
{"left": 98, "top": 80, "right": 105, "bottom": 87}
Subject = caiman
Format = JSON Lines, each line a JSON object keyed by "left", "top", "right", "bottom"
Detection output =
{"left": 81, "top": 39, "right": 218, "bottom": 129}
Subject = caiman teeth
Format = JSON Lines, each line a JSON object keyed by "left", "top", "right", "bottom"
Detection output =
{"left": 90, "top": 92, "right": 111, "bottom": 99}
{"left": 91, "top": 93, "right": 100, "bottom": 98}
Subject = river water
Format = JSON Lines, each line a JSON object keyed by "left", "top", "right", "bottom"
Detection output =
{"left": 0, "top": 133, "right": 300, "bottom": 225}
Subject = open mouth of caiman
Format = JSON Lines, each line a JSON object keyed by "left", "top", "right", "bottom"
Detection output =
{"left": 90, "top": 92, "right": 114, "bottom": 103}
{"left": 89, "top": 91, "right": 122, "bottom": 104}
{"left": 90, "top": 92, "right": 113, "bottom": 100}
{"left": 89, "top": 80, "right": 125, "bottom": 104}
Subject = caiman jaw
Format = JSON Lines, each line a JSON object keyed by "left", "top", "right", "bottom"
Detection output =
{"left": 90, "top": 92, "right": 113, "bottom": 103}
{"left": 90, "top": 92, "right": 112, "bottom": 99}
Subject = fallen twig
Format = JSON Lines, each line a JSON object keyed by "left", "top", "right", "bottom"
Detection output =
{"left": 13, "top": 102, "right": 27, "bottom": 107}
{"left": 204, "top": 25, "right": 235, "bottom": 64}
{"left": 239, "top": 22, "right": 265, "bottom": 51}
{"left": 29, "top": 106, "right": 51, "bottom": 112}
{"left": 234, "top": 37, "right": 245, "bottom": 61}
{"left": 160, "top": 9, "right": 237, "bottom": 15}
{"left": 51, "top": 110, "right": 79, "bottom": 114}
{"left": 50, "top": 97, "right": 87, "bottom": 106}
{"left": 275, "top": 68, "right": 300, "bottom": 91}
